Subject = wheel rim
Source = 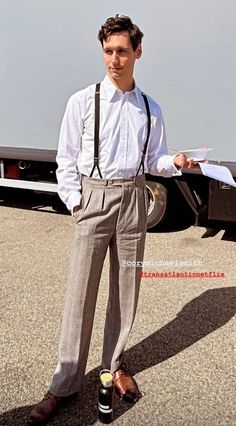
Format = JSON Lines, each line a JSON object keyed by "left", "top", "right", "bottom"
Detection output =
{"left": 146, "top": 186, "right": 155, "bottom": 216}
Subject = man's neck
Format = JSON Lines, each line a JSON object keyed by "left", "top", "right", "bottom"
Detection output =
{"left": 108, "top": 75, "right": 135, "bottom": 93}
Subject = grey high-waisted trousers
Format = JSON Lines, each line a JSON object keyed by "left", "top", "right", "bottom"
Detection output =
{"left": 50, "top": 174, "right": 148, "bottom": 396}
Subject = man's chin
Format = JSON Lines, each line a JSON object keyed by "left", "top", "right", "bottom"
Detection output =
{"left": 109, "top": 71, "right": 123, "bottom": 80}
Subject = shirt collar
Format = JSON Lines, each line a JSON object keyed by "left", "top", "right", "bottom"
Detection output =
{"left": 102, "top": 74, "right": 141, "bottom": 105}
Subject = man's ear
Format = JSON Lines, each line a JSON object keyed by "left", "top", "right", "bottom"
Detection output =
{"left": 135, "top": 43, "right": 142, "bottom": 59}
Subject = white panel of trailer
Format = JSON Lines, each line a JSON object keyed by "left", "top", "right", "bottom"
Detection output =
{"left": 0, "top": 0, "right": 235, "bottom": 161}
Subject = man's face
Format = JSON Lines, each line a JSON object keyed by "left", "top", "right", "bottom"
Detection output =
{"left": 102, "top": 31, "right": 142, "bottom": 82}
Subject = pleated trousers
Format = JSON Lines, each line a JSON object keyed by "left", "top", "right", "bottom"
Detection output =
{"left": 50, "top": 174, "right": 148, "bottom": 396}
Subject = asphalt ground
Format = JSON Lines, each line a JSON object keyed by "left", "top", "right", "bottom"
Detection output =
{"left": 0, "top": 192, "right": 235, "bottom": 425}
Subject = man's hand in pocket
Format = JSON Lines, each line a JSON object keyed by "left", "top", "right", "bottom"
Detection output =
{"left": 72, "top": 205, "right": 81, "bottom": 218}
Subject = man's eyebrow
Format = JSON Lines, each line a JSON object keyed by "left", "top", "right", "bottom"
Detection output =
{"left": 103, "top": 46, "right": 129, "bottom": 51}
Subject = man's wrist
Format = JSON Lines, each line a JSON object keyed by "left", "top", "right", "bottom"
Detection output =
{"left": 173, "top": 154, "right": 182, "bottom": 170}
{"left": 67, "top": 190, "right": 82, "bottom": 214}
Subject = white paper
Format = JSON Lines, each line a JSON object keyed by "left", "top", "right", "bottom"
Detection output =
{"left": 179, "top": 148, "right": 213, "bottom": 161}
{"left": 199, "top": 162, "right": 236, "bottom": 188}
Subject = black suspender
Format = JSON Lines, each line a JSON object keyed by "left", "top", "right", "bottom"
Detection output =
{"left": 136, "top": 92, "right": 151, "bottom": 176}
{"left": 89, "top": 83, "right": 151, "bottom": 178}
{"left": 89, "top": 83, "right": 103, "bottom": 178}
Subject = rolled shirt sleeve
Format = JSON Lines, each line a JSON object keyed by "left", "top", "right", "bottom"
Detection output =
{"left": 146, "top": 102, "right": 182, "bottom": 177}
{"left": 56, "top": 95, "right": 83, "bottom": 212}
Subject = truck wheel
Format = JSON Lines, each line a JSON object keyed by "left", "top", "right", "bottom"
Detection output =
{"left": 145, "top": 180, "right": 167, "bottom": 229}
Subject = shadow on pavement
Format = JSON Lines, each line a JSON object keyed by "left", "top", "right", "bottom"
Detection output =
{"left": 0, "top": 187, "right": 68, "bottom": 215}
{"left": 221, "top": 228, "right": 236, "bottom": 242}
{"left": 1, "top": 188, "right": 236, "bottom": 239}
{"left": 0, "top": 287, "right": 235, "bottom": 425}
{"left": 201, "top": 225, "right": 236, "bottom": 242}
{"left": 0, "top": 368, "right": 137, "bottom": 426}
{"left": 124, "top": 287, "right": 236, "bottom": 374}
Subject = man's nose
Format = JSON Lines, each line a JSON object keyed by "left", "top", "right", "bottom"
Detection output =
{"left": 111, "top": 52, "right": 119, "bottom": 63}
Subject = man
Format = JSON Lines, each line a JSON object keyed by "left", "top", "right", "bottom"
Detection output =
{"left": 28, "top": 14, "right": 194, "bottom": 424}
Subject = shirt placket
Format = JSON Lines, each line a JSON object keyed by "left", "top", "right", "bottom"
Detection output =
{"left": 118, "top": 94, "right": 129, "bottom": 177}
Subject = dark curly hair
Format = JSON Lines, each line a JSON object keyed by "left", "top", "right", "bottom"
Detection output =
{"left": 98, "top": 14, "right": 144, "bottom": 51}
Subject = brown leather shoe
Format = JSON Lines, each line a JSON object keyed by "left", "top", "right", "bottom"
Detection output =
{"left": 113, "top": 369, "right": 140, "bottom": 403}
{"left": 27, "top": 392, "right": 63, "bottom": 424}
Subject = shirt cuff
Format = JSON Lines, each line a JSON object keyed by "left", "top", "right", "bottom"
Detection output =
{"left": 169, "top": 155, "right": 182, "bottom": 176}
{"left": 67, "top": 191, "right": 82, "bottom": 214}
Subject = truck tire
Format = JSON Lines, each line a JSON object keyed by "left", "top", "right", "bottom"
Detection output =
{"left": 145, "top": 180, "right": 167, "bottom": 229}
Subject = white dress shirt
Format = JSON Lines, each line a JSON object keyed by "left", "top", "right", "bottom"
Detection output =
{"left": 56, "top": 75, "right": 181, "bottom": 212}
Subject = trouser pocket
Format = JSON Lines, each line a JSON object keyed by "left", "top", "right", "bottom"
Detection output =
{"left": 75, "top": 185, "right": 93, "bottom": 223}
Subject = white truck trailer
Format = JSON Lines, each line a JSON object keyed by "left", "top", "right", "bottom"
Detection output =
{"left": 1, "top": 0, "right": 236, "bottom": 227}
